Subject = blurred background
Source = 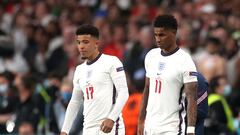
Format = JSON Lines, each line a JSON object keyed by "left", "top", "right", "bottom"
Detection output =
{"left": 0, "top": 0, "right": 240, "bottom": 135}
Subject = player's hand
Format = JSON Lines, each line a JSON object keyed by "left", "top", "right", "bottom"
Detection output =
{"left": 60, "top": 132, "right": 67, "bottom": 135}
{"left": 137, "top": 121, "right": 144, "bottom": 135}
{"left": 100, "top": 118, "right": 114, "bottom": 133}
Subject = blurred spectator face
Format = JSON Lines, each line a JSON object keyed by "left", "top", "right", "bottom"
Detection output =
{"left": 172, "top": 11, "right": 182, "bottom": 24}
{"left": 72, "top": 8, "right": 84, "bottom": 25}
{"left": 35, "top": 1, "right": 48, "bottom": 20}
{"left": 210, "top": 27, "right": 228, "bottom": 44}
{"left": 46, "top": 20, "right": 60, "bottom": 38}
{"left": 0, "top": 75, "right": 9, "bottom": 94}
{"left": 227, "top": 15, "right": 240, "bottom": 30}
{"left": 59, "top": 11, "right": 72, "bottom": 28}
{"left": 178, "top": 21, "right": 192, "bottom": 47}
{"left": 113, "top": 25, "right": 126, "bottom": 43}
{"left": 108, "top": 6, "right": 120, "bottom": 22}
{"left": 22, "top": 0, "right": 34, "bottom": 15}
{"left": 137, "top": 2, "right": 149, "bottom": 19}
{"left": 63, "top": 25, "right": 76, "bottom": 45}
{"left": 18, "top": 122, "right": 34, "bottom": 135}
{"left": 225, "top": 38, "right": 238, "bottom": 58}
{"left": 99, "top": 23, "right": 111, "bottom": 48}
{"left": 216, "top": 77, "right": 231, "bottom": 96}
{"left": 140, "top": 26, "right": 153, "bottom": 48}
{"left": 47, "top": 0, "right": 59, "bottom": 6}
{"left": 15, "top": 12, "right": 29, "bottom": 28}
{"left": 25, "top": 24, "right": 35, "bottom": 40}
{"left": 182, "top": 2, "right": 194, "bottom": 17}
{"left": 127, "top": 22, "right": 139, "bottom": 42}
{"left": 206, "top": 42, "right": 219, "bottom": 54}
{"left": 34, "top": 27, "right": 49, "bottom": 51}
{"left": 94, "top": 16, "right": 106, "bottom": 29}
{"left": 0, "top": 6, "right": 3, "bottom": 18}
{"left": 205, "top": 38, "right": 221, "bottom": 54}
{"left": 14, "top": 75, "right": 24, "bottom": 92}
{"left": 60, "top": 79, "right": 72, "bottom": 104}
{"left": 47, "top": 77, "right": 61, "bottom": 88}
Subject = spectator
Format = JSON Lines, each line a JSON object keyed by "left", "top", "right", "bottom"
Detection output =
{"left": 205, "top": 75, "right": 236, "bottom": 135}
{"left": 12, "top": 75, "right": 41, "bottom": 133}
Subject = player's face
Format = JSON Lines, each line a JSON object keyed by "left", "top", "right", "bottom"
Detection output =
{"left": 76, "top": 34, "right": 99, "bottom": 60}
{"left": 154, "top": 27, "right": 176, "bottom": 50}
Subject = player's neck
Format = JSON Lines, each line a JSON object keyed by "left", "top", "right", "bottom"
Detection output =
{"left": 87, "top": 51, "right": 101, "bottom": 65}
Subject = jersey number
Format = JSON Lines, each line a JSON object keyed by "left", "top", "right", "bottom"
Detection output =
{"left": 86, "top": 86, "right": 94, "bottom": 99}
{"left": 155, "top": 80, "right": 162, "bottom": 93}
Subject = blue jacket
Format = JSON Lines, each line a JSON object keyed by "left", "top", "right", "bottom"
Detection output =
{"left": 196, "top": 73, "right": 209, "bottom": 120}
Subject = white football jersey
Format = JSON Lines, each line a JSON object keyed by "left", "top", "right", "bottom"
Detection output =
{"left": 144, "top": 47, "right": 197, "bottom": 134}
{"left": 73, "top": 53, "right": 128, "bottom": 129}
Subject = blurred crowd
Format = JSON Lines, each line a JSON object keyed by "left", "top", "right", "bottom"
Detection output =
{"left": 0, "top": 0, "right": 240, "bottom": 134}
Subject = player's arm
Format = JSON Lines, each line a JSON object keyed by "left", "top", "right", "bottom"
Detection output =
{"left": 101, "top": 57, "right": 129, "bottom": 133}
{"left": 60, "top": 88, "right": 83, "bottom": 135}
{"left": 60, "top": 68, "right": 83, "bottom": 135}
{"left": 182, "top": 53, "right": 199, "bottom": 135}
{"left": 137, "top": 77, "right": 150, "bottom": 135}
{"left": 184, "top": 81, "right": 198, "bottom": 135}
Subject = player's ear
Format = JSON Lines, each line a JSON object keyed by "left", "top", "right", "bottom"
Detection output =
{"left": 95, "top": 39, "right": 100, "bottom": 48}
{"left": 170, "top": 29, "right": 177, "bottom": 35}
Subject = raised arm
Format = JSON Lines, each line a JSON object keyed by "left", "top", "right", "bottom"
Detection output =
{"left": 184, "top": 81, "right": 198, "bottom": 135}
{"left": 137, "top": 77, "right": 150, "bottom": 135}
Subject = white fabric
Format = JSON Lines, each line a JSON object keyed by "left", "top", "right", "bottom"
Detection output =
{"left": 83, "top": 118, "right": 125, "bottom": 135}
{"left": 187, "top": 126, "right": 195, "bottom": 133}
{"left": 144, "top": 48, "right": 197, "bottom": 134}
{"left": 61, "top": 54, "right": 128, "bottom": 133}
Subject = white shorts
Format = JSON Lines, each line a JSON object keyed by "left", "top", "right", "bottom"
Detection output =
{"left": 83, "top": 125, "right": 125, "bottom": 135}
{"left": 144, "top": 129, "right": 180, "bottom": 135}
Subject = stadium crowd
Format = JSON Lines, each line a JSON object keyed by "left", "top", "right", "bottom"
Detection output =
{"left": 0, "top": 0, "right": 240, "bottom": 134}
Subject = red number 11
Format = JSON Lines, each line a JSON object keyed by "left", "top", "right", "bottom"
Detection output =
{"left": 86, "top": 86, "right": 94, "bottom": 99}
{"left": 155, "top": 80, "right": 162, "bottom": 93}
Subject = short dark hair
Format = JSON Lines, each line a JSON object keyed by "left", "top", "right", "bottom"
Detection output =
{"left": 206, "top": 37, "right": 221, "bottom": 46}
{"left": 22, "top": 75, "right": 36, "bottom": 91}
{"left": 209, "top": 75, "right": 225, "bottom": 93}
{"left": 153, "top": 15, "right": 178, "bottom": 30}
{"left": 76, "top": 24, "right": 99, "bottom": 38}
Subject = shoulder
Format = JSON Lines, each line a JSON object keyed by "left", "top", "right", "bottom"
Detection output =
{"left": 101, "top": 53, "right": 122, "bottom": 64}
{"left": 101, "top": 53, "right": 118, "bottom": 60}
{"left": 177, "top": 48, "right": 195, "bottom": 63}
{"left": 75, "top": 62, "right": 86, "bottom": 72}
{"left": 145, "top": 48, "right": 160, "bottom": 59}
{"left": 177, "top": 48, "right": 192, "bottom": 58}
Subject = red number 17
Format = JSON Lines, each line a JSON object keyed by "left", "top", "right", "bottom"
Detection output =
{"left": 155, "top": 80, "right": 162, "bottom": 93}
{"left": 86, "top": 86, "right": 94, "bottom": 99}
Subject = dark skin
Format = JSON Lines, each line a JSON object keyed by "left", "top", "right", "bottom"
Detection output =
{"left": 138, "top": 77, "right": 150, "bottom": 135}
{"left": 137, "top": 27, "right": 197, "bottom": 135}
{"left": 60, "top": 34, "right": 114, "bottom": 135}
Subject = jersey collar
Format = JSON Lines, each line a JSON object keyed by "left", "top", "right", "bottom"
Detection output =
{"left": 161, "top": 47, "right": 179, "bottom": 56}
{"left": 87, "top": 53, "right": 102, "bottom": 65}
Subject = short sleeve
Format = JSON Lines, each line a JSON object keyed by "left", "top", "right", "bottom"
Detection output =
{"left": 182, "top": 54, "right": 198, "bottom": 83}
{"left": 144, "top": 51, "right": 151, "bottom": 78}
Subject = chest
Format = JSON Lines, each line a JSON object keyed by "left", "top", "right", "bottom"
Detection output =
{"left": 78, "top": 66, "right": 112, "bottom": 88}
{"left": 147, "top": 57, "right": 182, "bottom": 82}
